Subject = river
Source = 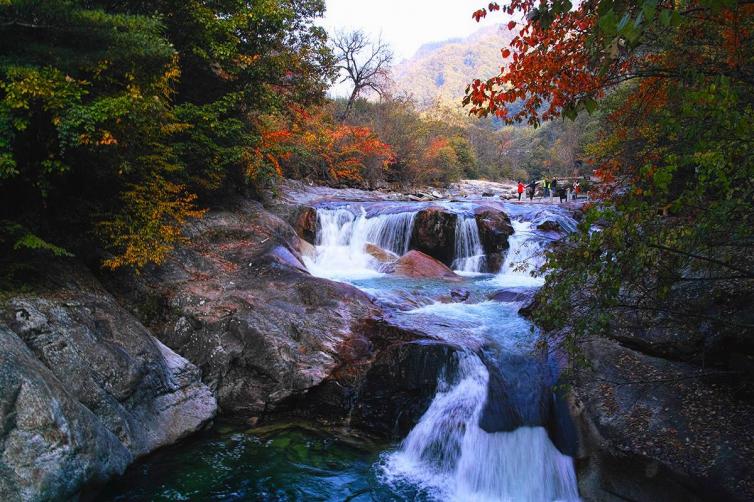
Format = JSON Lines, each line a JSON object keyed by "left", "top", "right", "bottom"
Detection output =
{"left": 100, "top": 200, "right": 580, "bottom": 501}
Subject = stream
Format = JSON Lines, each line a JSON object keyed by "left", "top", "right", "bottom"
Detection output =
{"left": 101, "top": 200, "right": 580, "bottom": 501}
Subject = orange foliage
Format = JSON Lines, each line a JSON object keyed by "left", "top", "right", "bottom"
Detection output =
{"left": 250, "top": 107, "right": 395, "bottom": 185}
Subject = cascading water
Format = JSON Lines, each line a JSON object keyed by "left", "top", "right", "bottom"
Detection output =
{"left": 452, "top": 215, "right": 486, "bottom": 274}
{"left": 381, "top": 349, "right": 578, "bottom": 501}
{"left": 379, "top": 204, "right": 580, "bottom": 502}
{"left": 486, "top": 219, "right": 546, "bottom": 288}
{"left": 105, "top": 201, "right": 582, "bottom": 501}
{"left": 303, "top": 206, "right": 417, "bottom": 280}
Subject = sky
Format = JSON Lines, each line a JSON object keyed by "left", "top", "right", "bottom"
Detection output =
{"left": 320, "top": 0, "right": 502, "bottom": 63}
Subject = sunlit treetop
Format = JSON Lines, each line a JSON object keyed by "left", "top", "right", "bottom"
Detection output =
{"left": 465, "top": 0, "right": 754, "bottom": 125}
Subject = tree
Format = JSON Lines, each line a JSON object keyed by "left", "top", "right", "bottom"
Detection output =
{"left": 332, "top": 30, "right": 393, "bottom": 120}
{"left": 0, "top": 0, "right": 334, "bottom": 273}
{"left": 465, "top": 0, "right": 754, "bottom": 361}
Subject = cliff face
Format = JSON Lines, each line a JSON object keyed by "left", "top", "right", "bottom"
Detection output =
{"left": 562, "top": 291, "right": 754, "bottom": 501}
{"left": 0, "top": 263, "right": 217, "bottom": 502}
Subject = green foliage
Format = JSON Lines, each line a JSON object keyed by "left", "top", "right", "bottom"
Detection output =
{"left": 0, "top": 0, "right": 333, "bottom": 272}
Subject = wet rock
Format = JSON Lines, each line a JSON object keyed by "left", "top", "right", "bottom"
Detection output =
{"left": 350, "top": 340, "right": 462, "bottom": 438}
{"left": 293, "top": 206, "right": 318, "bottom": 244}
{"left": 0, "top": 262, "right": 216, "bottom": 501}
{"left": 388, "top": 250, "right": 461, "bottom": 281}
{"left": 450, "top": 289, "right": 471, "bottom": 302}
{"left": 267, "top": 245, "right": 308, "bottom": 273}
{"left": 537, "top": 220, "right": 562, "bottom": 232}
{"left": 488, "top": 289, "right": 535, "bottom": 303}
{"left": 365, "top": 243, "right": 399, "bottom": 264}
{"left": 409, "top": 207, "right": 457, "bottom": 265}
{"left": 474, "top": 207, "right": 514, "bottom": 273}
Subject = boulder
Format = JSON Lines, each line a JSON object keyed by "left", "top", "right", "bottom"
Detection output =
{"left": 293, "top": 206, "right": 318, "bottom": 244}
{"left": 474, "top": 207, "right": 514, "bottom": 272}
{"left": 103, "top": 199, "right": 382, "bottom": 417}
{"left": 488, "top": 289, "right": 535, "bottom": 303}
{"left": 365, "top": 243, "right": 399, "bottom": 264}
{"left": 572, "top": 336, "right": 754, "bottom": 501}
{"left": 0, "top": 325, "right": 131, "bottom": 502}
{"left": 439, "top": 289, "right": 471, "bottom": 304}
{"left": 537, "top": 220, "right": 562, "bottom": 232}
{"left": 409, "top": 207, "right": 458, "bottom": 265}
{"left": 0, "top": 262, "right": 216, "bottom": 501}
{"left": 350, "top": 341, "right": 462, "bottom": 437}
{"left": 389, "top": 250, "right": 461, "bottom": 281}
{"left": 268, "top": 316, "right": 462, "bottom": 440}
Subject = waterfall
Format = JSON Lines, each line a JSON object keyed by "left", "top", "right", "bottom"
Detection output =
{"left": 452, "top": 215, "right": 486, "bottom": 274}
{"left": 303, "top": 207, "right": 416, "bottom": 280}
{"left": 380, "top": 351, "right": 579, "bottom": 502}
{"left": 486, "top": 219, "right": 546, "bottom": 288}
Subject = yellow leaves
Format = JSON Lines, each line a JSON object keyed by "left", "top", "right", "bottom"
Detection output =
{"left": 236, "top": 54, "right": 261, "bottom": 68}
{"left": 100, "top": 176, "right": 206, "bottom": 271}
{"left": 98, "top": 131, "right": 118, "bottom": 145}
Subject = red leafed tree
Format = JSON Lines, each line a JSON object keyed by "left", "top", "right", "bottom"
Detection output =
{"left": 465, "top": 0, "right": 754, "bottom": 126}
{"left": 250, "top": 107, "right": 394, "bottom": 187}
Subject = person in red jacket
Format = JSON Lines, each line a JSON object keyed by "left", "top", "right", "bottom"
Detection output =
{"left": 517, "top": 181, "right": 524, "bottom": 201}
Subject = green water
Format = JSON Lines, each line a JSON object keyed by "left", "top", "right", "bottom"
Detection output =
{"left": 97, "top": 422, "right": 421, "bottom": 501}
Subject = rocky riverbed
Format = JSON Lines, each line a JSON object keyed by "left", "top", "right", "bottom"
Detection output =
{"left": 1, "top": 183, "right": 750, "bottom": 501}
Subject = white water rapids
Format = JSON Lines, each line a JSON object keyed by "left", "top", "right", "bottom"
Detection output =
{"left": 304, "top": 203, "right": 580, "bottom": 501}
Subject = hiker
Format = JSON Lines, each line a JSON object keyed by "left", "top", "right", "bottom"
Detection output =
{"left": 543, "top": 178, "right": 550, "bottom": 198}
{"left": 517, "top": 181, "right": 524, "bottom": 201}
{"left": 526, "top": 180, "right": 536, "bottom": 201}
{"left": 551, "top": 178, "right": 558, "bottom": 202}
{"left": 573, "top": 180, "right": 581, "bottom": 200}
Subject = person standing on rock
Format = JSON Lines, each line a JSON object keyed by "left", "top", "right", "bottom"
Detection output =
{"left": 551, "top": 178, "right": 558, "bottom": 203}
{"left": 543, "top": 177, "right": 550, "bottom": 199}
{"left": 527, "top": 180, "right": 537, "bottom": 201}
{"left": 517, "top": 181, "right": 525, "bottom": 201}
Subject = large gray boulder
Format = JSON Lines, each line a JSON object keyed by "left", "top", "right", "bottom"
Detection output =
{"left": 572, "top": 336, "right": 754, "bottom": 501}
{"left": 0, "top": 263, "right": 216, "bottom": 501}
{"left": 103, "top": 199, "right": 382, "bottom": 417}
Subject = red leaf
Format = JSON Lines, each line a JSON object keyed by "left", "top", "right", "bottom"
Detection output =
{"left": 508, "top": 21, "right": 517, "bottom": 30}
{"left": 502, "top": 48, "right": 511, "bottom": 58}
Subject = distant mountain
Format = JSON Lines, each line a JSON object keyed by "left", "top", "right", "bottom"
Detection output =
{"left": 391, "top": 26, "right": 514, "bottom": 110}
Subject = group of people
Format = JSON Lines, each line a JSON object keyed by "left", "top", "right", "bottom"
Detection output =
{"left": 516, "top": 177, "right": 581, "bottom": 202}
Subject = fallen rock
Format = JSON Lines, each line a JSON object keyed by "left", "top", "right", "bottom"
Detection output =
{"left": 409, "top": 207, "right": 458, "bottom": 265}
{"left": 389, "top": 250, "right": 461, "bottom": 281}
{"left": 474, "top": 207, "right": 514, "bottom": 273}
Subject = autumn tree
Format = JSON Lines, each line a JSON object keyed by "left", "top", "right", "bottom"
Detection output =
{"left": 0, "top": 0, "right": 334, "bottom": 274}
{"left": 332, "top": 30, "right": 393, "bottom": 120}
{"left": 466, "top": 1, "right": 754, "bottom": 359}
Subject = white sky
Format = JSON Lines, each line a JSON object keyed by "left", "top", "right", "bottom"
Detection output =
{"left": 320, "top": 0, "right": 502, "bottom": 62}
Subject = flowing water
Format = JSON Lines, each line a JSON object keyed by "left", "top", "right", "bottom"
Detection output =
{"left": 452, "top": 215, "right": 486, "bottom": 274}
{"left": 101, "top": 201, "right": 580, "bottom": 502}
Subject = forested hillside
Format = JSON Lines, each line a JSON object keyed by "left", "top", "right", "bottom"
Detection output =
{"left": 391, "top": 26, "right": 514, "bottom": 109}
